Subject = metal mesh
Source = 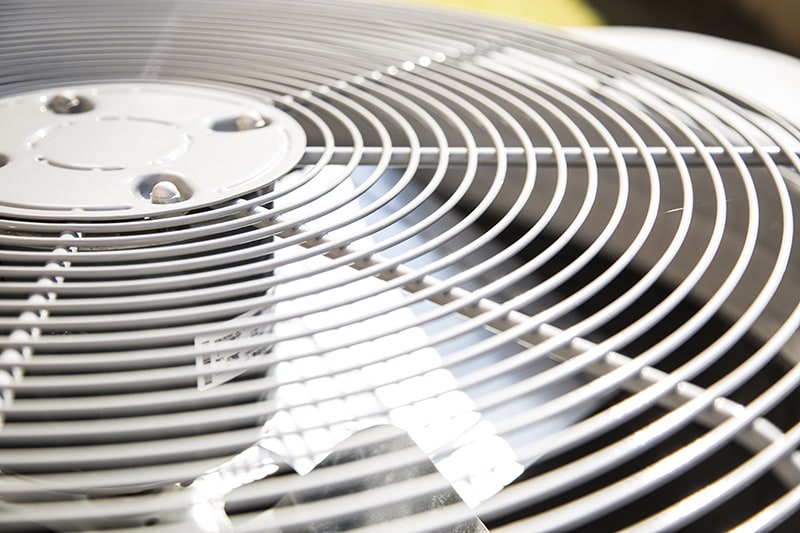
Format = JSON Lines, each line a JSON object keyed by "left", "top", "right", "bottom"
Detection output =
{"left": 2, "top": 0, "right": 800, "bottom": 531}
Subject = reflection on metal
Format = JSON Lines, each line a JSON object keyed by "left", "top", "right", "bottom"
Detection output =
{"left": 258, "top": 167, "right": 550, "bottom": 507}
{"left": 236, "top": 426, "right": 489, "bottom": 533}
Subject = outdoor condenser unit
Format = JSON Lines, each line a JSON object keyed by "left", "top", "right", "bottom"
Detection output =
{"left": 2, "top": 1, "right": 800, "bottom": 531}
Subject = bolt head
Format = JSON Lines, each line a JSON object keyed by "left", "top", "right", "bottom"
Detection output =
{"left": 235, "top": 113, "right": 267, "bottom": 131}
{"left": 48, "top": 92, "right": 88, "bottom": 114}
{"left": 150, "top": 180, "right": 182, "bottom": 204}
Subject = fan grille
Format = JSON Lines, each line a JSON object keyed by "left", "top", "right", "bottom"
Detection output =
{"left": 2, "top": 0, "right": 800, "bottom": 531}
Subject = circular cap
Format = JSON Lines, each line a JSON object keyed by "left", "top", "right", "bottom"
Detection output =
{"left": 32, "top": 118, "right": 191, "bottom": 170}
{"left": 0, "top": 83, "right": 306, "bottom": 219}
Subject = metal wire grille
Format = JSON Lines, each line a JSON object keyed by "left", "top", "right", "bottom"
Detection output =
{"left": 2, "top": 0, "right": 800, "bottom": 531}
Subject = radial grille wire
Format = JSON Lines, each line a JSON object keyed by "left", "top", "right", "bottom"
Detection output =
{"left": 2, "top": 0, "right": 800, "bottom": 531}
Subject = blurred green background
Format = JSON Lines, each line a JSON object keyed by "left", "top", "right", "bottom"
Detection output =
{"left": 410, "top": 0, "right": 800, "bottom": 57}
{"left": 407, "top": 0, "right": 601, "bottom": 25}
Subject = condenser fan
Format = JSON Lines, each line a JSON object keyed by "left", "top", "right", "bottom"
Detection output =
{"left": 3, "top": 0, "right": 800, "bottom": 531}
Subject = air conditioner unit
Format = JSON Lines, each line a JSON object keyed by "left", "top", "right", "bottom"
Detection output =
{"left": 2, "top": 1, "right": 800, "bottom": 531}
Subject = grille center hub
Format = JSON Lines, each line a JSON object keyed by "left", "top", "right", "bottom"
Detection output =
{"left": 0, "top": 83, "right": 306, "bottom": 219}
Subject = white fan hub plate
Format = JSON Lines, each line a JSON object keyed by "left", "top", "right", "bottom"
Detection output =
{"left": 0, "top": 83, "right": 306, "bottom": 219}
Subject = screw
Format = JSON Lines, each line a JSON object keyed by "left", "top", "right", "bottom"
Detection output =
{"left": 48, "top": 92, "right": 93, "bottom": 114}
{"left": 210, "top": 113, "right": 270, "bottom": 132}
{"left": 235, "top": 113, "right": 267, "bottom": 131}
{"left": 150, "top": 180, "right": 182, "bottom": 204}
